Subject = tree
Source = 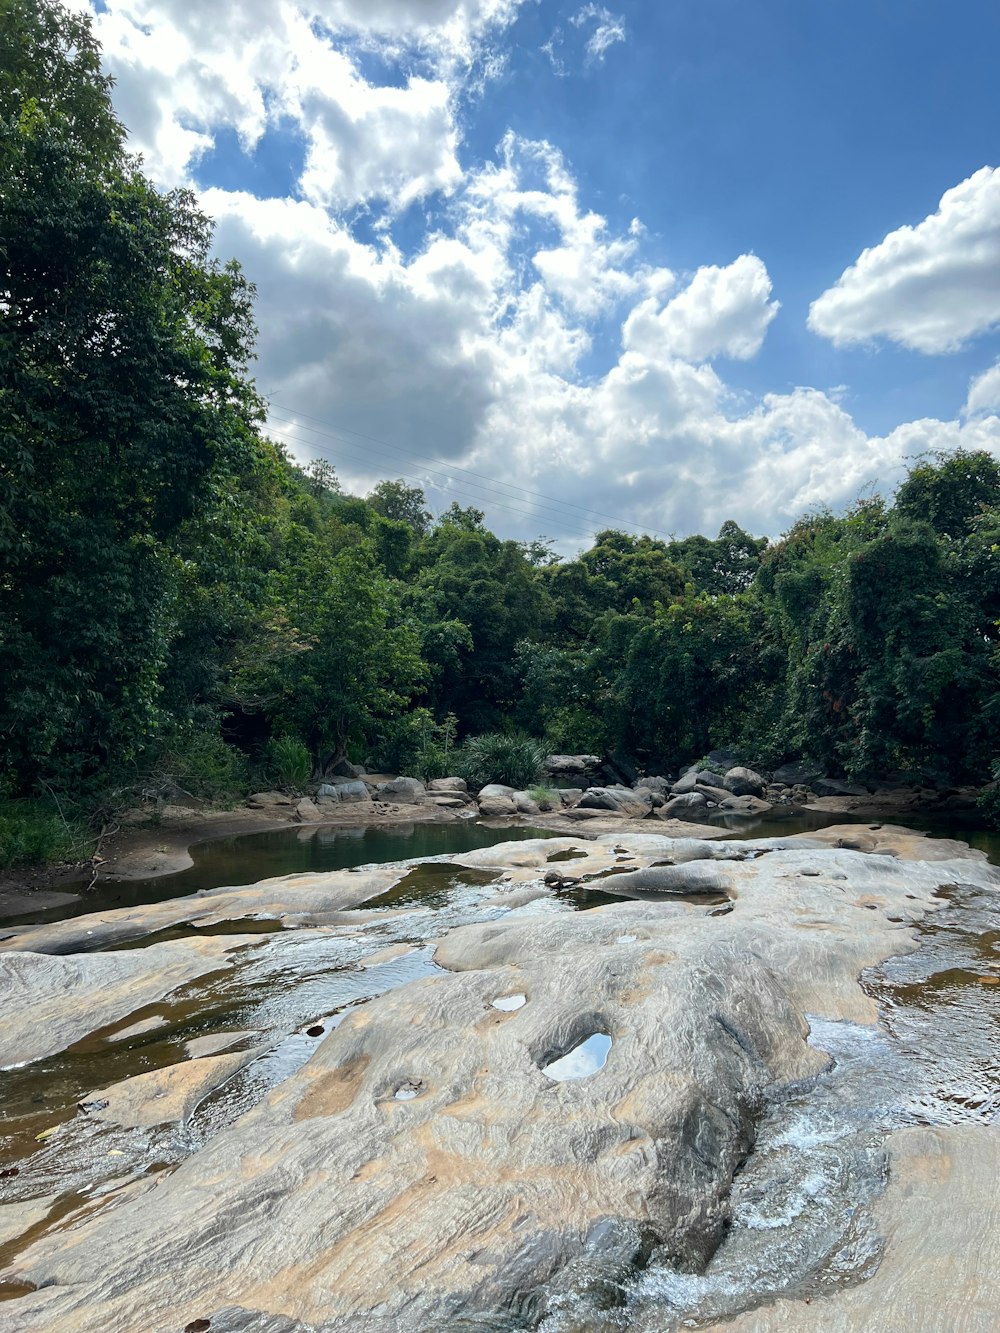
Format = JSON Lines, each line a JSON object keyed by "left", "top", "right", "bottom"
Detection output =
{"left": 0, "top": 0, "right": 263, "bottom": 792}
{"left": 367, "top": 479, "right": 432, "bottom": 536}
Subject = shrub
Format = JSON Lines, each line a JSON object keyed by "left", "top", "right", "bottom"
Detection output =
{"left": 979, "top": 766, "right": 1000, "bottom": 829}
{"left": 456, "top": 733, "right": 547, "bottom": 790}
{"left": 266, "top": 735, "right": 313, "bottom": 790}
{"left": 371, "top": 711, "right": 458, "bottom": 781}
{"left": 0, "top": 799, "right": 80, "bottom": 869}
{"left": 527, "top": 784, "right": 560, "bottom": 810}
{"left": 152, "top": 728, "right": 249, "bottom": 804}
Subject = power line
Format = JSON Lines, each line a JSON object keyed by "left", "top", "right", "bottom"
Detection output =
{"left": 263, "top": 422, "right": 600, "bottom": 543}
{"left": 266, "top": 399, "right": 674, "bottom": 542}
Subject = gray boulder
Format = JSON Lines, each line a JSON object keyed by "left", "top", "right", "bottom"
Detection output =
{"left": 695, "top": 783, "right": 732, "bottom": 806}
{"left": 719, "top": 795, "right": 773, "bottom": 815}
{"left": 723, "top": 766, "right": 768, "bottom": 797}
{"left": 705, "top": 747, "right": 739, "bottom": 770}
{"left": 543, "top": 754, "right": 601, "bottom": 777}
{"left": 316, "top": 784, "right": 341, "bottom": 801}
{"left": 637, "top": 776, "right": 672, "bottom": 795}
{"left": 577, "top": 786, "right": 653, "bottom": 819}
{"left": 512, "top": 791, "right": 542, "bottom": 816}
{"left": 427, "top": 777, "right": 468, "bottom": 794}
{"left": 658, "top": 792, "right": 710, "bottom": 822}
{"left": 378, "top": 778, "right": 426, "bottom": 804}
{"left": 337, "top": 780, "right": 373, "bottom": 805}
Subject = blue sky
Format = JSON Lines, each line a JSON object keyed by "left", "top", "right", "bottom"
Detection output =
{"left": 73, "top": 0, "right": 1000, "bottom": 547}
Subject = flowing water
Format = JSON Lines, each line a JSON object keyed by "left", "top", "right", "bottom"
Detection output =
{"left": 2, "top": 812, "right": 1000, "bottom": 1327}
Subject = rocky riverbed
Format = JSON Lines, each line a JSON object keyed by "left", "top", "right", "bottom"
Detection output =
{"left": 1, "top": 824, "right": 999, "bottom": 1330}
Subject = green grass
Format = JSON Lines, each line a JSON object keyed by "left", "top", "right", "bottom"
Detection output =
{"left": 456, "top": 733, "right": 548, "bottom": 790}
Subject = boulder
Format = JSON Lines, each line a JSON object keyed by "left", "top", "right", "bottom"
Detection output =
{"left": 705, "top": 747, "right": 739, "bottom": 770}
{"left": 378, "top": 778, "right": 426, "bottom": 804}
{"left": 327, "top": 758, "right": 364, "bottom": 779}
{"left": 478, "top": 794, "right": 517, "bottom": 817}
{"left": 427, "top": 777, "right": 468, "bottom": 794}
{"left": 295, "top": 798, "right": 323, "bottom": 822}
{"left": 695, "top": 783, "right": 733, "bottom": 806}
{"left": 658, "top": 792, "right": 710, "bottom": 822}
{"left": 246, "top": 791, "right": 295, "bottom": 808}
{"left": 315, "top": 784, "right": 341, "bottom": 801}
{"left": 559, "top": 788, "right": 583, "bottom": 806}
{"left": 543, "top": 754, "right": 601, "bottom": 777}
{"left": 576, "top": 786, "right": 653, "bottom": 818}
{"left": 479, "top": 784, "right": 517, "bottom": 800}
{"left": 638, "top": 776, "right": 672, "bottom": 796}
{"left": 427, "top": 795, "right": 467, "bottom": 809}
{"left": 636, "top": 786, "right": 665, "bottom": 809}
{"left": 719, "top": 795, "right": 773, "bottom": 815}
{"left": 336, "top": 780, "right": 373, "bottom": 805}
{"left": 723, "top": 766, "right": 768, "bottom": 797}
{"left": 512, "top": 791, "right": 541, "bottom": 816}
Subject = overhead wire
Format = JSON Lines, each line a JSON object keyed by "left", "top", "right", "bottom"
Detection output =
{"left": 265, "top": 399, "right": 674, "bottom": 542}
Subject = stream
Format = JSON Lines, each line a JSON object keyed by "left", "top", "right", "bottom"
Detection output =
{"left": 2, "top": 812, "right": 1000, "bottom": 1326}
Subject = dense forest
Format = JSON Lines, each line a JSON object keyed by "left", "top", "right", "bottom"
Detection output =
{"left": 3, "top": 0, "right": 1000, "bottom": 858}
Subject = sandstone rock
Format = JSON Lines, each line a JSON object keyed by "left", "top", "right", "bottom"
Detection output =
{"left": 724, "top": 766, "right": 768, "bottom": 797}
{"left": 577, "top": 786, "right": 653, "bottom": 818}
{"left": 377, "top": 777, "right": 426, "bottom": 804}
{"left": 478, "top": 794, "right": 517, "bottom": 816}
{"left": 559, "top": 788, "right": 583, "bottom": 806}
{"left": 247, "top": 791, "right": 295, "bottom": 808}
{"left": 512, "top": 791, "right": 541, "bottom": 815}
{"left": 427, "top": 777, "right": 468, "bottom": 793}
{"left": 295, "top": 798, "right": 323, "bottom": 822}
{"left": 82, "top": 1048, "right": 260, "bottom": 1129}
{"left": 478, "top": 783, "right": 517, "bottom": 799}
{"left": 427, "top": 794, "right": 467, "bottom": 809}
{"left": 720, "top": 795, "right": 773, "bottom": 815}
{"left": 695, "top": 783, "right": 733, "bottom": 805}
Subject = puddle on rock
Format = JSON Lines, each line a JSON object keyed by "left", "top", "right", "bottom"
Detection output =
{"left": 491, "top": 993, "right": 527, "bottom": 1012}
{"left": 542, "top": 1033, "right": 612, "bottom": 1082}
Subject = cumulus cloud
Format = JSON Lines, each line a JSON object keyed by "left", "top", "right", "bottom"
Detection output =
{"left": 809, "top": 166, "right": 1000, "bottom": 353}
{"left": 965, "top": 361, "right": 1000, "bottom": 417}
{"left": 70, "top": 3, "right": 1000, "bottom": 545}
{"left": 623, "top": 255, "right": 779, "bottom": 363}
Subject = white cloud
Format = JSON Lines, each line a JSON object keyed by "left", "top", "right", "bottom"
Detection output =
{"left": 809, "top": 166, "right": 1000, "bottom": 353}
{"left": 70, "top": 3, "right": 1000, "bottom": 547}
{"left": 570, "top": 5, "right": 627, "bottom": 64}
{"left": 965, "top": 361, "right": 1000, "bottom": 417}
{"left": 623, "top": 255, "right": 779, "bottom": 363}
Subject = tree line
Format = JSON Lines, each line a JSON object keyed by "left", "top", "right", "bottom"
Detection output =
{"left": 2, "top": 0, "right": 999, "bottom": 836}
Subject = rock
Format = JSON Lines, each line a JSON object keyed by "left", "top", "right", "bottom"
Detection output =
{"left": 315, "top": 784, "right": 341, "bottom": 801}
{"left": 636, "top": 786, "right": 665, "bottom": 809}
{"left": 772, "top": 761, "right": 825, "bottom": 786}
{"left": 478, "top": 783, "right": 517, "bottom": 799}
{"left": 427, "top": 795, "right": 467, "bottom": 809}
{"left": 723, "top": 766, "right": 768, "bottom": 797}
{"left": 543, "top": 754, "right": 601, "bottom": 777}
{"left": 377, "top": 777, "right": 426, "bottom": 804}
{"left": 0, "top": 940, "right": 255, "bottom": 1068}
{"left": 560, "top": 806, "right": 614, "bottom": 820}
{"left": 477, "top": 794, "right": 517, "bottom": 816}
{"left": 512, "top": 791, "right": 541, "bottom": 816}
{"left": 638, "top": 776, "right": 672, "bottom": 796}
{"left": 594, "top": 861, "right": 732, "bottom": 898}
{"left": 427, "top": 777, "right": 468, "bottom": 793}
{"left": 695, "top": 783, "right": 733, "bottom": 805}
{"left": 336, "top": 780, "right": 374, "bottom": 804}
{"left": 247, "top": 791, "right": 295, "bottom": 808}
{"left": 658, "top": 792, "right": 710, "bottom": 822}
{"left": 82, "top": 1048, "right": 260, "bottom": 1129}
{"left": 720, "top": 795, "right": 773, "bottom": 815}
{"left": 812, "top": 777, "right": 871, "bottom": 798}
{"left": 559, "top": 788, "right": 583, "bottom": 806}
{"left": 327, "top": 758, "right": 363, "bottom": 779}
{"left": 576, "top": 786, "right": 653, "bottom": 818}
{"left": 295, "top": 798, "right": 323, "bottom": 823}
{"left": 672, "top": 769, "right": 722, "bottom": 795}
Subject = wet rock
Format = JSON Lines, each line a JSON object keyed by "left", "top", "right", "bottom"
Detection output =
{"left": 577, "top": 786, "right": 653, "bottom": 818}
{"left": 82, "top": 1048, "right": 260, "bottom": 1129}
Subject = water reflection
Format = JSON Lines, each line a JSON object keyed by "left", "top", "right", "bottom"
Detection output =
{"left": 542, "top": 1033, "right": 612, "bottom": 1081}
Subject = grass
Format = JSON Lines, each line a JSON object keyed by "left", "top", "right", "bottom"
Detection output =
{"left": 456, "top": 733, "right": 548, "bottom": 791}
{"left": 0, "top": 798, "right": 83, "bottom": 870}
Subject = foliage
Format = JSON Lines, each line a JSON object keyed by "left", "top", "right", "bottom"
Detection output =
{"left": 150, "top": 727, "right": 249, "bottom": 804}
{"left": 265, "top": 736, "right": 312, "bottom": 790}
{"left": 455, "top": 733, "right": 547, "bottom": 791}
{"left": 371, "top": 710, "right": 458, "bottom": 780}
{"left": 527, "top": 785, "right": 560, "bottom": 810}
{"left": 0, "top": 798, "right": 80, "bottom": 868}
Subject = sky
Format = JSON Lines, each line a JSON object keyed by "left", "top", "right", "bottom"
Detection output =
{"left": 71, "top": 0, "right": 1000, "bottom": 550}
